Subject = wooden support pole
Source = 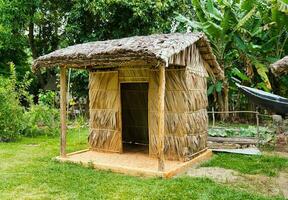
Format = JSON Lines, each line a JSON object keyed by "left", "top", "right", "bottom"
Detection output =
{"left": 157, "top": 64, "right": 165, "bottom": 171}
{"left": 60, "top": 67, "right": 67, "bottom": 157}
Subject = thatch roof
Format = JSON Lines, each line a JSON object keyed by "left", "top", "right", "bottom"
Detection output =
{"left": 33, "top": 32, "right": 224, "bottom": 79}
{"left": 270, "top": 56, "right": 288, "bottom": 76}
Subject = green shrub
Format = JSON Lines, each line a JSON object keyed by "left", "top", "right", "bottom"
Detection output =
{"left": 0, "top": 76, "right": 24, "bottom": 141}
{"left": 0, "top": 63, "right": 60, "bottom": 140}
{"left": 38, "top": 90, "right": 57, "bottom": 107}
{"left": 23, "top": 104, "right": 60, "bottom": 137}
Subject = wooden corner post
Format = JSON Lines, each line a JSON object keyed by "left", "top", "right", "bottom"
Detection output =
{"left": 60, "top": 67, "right": 67, "bottom": 157}
{"left": 157, "top": 64, "right": 165, "bottom": 171}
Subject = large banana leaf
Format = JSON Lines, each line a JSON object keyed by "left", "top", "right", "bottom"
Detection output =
{"left": 232, "top": 67, "right": 250, "bottom": 81}
{"left": 277, "top": 0, "right": 288, "bottom": 14}
{"left": 203, "top": 21, "right": 223, "bottom": 38}
{"left": 221, "top": 7, "right": 237, "bottom": 33}
{"left": 234, "top": 6, "right": 256, "bottom": 31}
{"left": 254, "top": 61, "right": 272, "bottom": 90}
{"left": 207, "top": 0, "right": 223, "bottom": 21}
{"left": 174, "top": 15, "right": 202, "bottom": 30}
{"left": 175, "top": 0, "right": 286, "bottom": 95}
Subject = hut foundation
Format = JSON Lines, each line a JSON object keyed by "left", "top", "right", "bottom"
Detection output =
{"left": 55, "top": 148, "right": 212, "bottom": 178}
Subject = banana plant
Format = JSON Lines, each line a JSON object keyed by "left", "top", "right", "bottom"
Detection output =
{"left": 176, "top": 0, "right": 288, "bottom": 92}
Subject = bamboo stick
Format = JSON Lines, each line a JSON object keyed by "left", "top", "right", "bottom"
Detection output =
{"left": 157, "top": 64, "right": 165, "bottom": 171}
{"left": 60, "top": 67, "right": 67, "bottom": 157}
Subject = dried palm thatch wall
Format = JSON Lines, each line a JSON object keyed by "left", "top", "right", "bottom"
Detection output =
{"left": 88, "top": 71, "right": 121, "bottom": 152}
{"left": 88, "top": 44, "right": 208, "bottom": 161}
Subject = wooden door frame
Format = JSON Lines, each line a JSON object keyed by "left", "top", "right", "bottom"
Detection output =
{"left": 118, "top": 81, "right": 150, "bottom": 154}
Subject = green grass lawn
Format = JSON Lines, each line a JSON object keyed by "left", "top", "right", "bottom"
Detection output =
{"left": 201, "top": 153, "right": 288, "bottom": 177}
{"left": 0, "top": 128, "right": 286, "bottom": 200}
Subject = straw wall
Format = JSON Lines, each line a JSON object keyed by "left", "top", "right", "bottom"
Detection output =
{"left": 88, "top": 44, "right": 209, "bottom": 161}
{"left": 149, "top": 67, "right": 208, "bottom": 161}
{"left": 163, "top": 69, "right": 208, "bottom": 161}
{"left": 152, "top": 44, "right": 209, "bottom": 161}
{"left": 88, "top": 71, "right": 121, "bottom": 152}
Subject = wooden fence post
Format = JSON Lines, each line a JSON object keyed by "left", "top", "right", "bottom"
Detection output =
{"left": 60, "top": 67, "right": 67, "bottom": 157}
{"left": 157, "top": 64, "right": 165, "bottom": 171}
{"left": 212, "top": 107, "right": 215, "bottom": 127}
{"left": 256, "top": 111, "right": 260, "bottom": 146}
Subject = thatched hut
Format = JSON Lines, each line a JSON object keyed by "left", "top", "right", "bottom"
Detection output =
{"left": 33, "top": 33, "right": 223, "bottom": 171}
{"left": 270, "top": 56, "right": 288, "bottom": 76}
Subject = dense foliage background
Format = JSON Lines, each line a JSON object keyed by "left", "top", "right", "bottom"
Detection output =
{"left": 0, "top": 0, "right": 287, "bottom": 140}
{"left": 175, "top": 0, "right": 288, "bottom": 117}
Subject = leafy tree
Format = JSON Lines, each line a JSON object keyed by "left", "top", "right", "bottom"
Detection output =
{"left": 176, "top": 0, "right": 288, "bottom": 117}
{"left": 62, "top": 0, "right": 191, "bottom": 44}
{"left": 0, "top": 0, "right": 31, "bottom": 78}
{"left": 1, "top": 0, "right": 193, "bottom": 102}
{"left": 60, "top": 0, "right": 193, "bottom": 102}
{"left": 1, "top": 0, "right": 287, "bottom": 117}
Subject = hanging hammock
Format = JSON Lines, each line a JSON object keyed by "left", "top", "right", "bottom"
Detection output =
{"left": 236, "top": 83, "right": 288, "bottom": 116}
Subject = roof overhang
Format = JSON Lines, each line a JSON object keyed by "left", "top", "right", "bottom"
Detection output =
{"left": 33, "top": 32, "right": 224, "bottom": 80}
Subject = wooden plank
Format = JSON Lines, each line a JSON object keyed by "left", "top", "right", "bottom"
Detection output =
{"left": 164, "top": 149, "right": 212, "bottom": 178}
{"left": 60, "top": 67, "right": 67, "bottom": 157}
{"left": 208, "top": 136, "right": 258, "bottom": 144}
{"left": 66, "top": 149, "right": 90, "bottom": 156}
{"left": 157, "top": 64, "right": 165, "bottom": 171}
{"left": 211, "top": 148, "right": 261, "bottom": 155}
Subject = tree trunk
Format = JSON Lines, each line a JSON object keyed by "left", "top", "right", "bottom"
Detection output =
{"left": 28, "top": 22, "right": 37, "bottom": 59}
{"left": 217, "top": 78, "right": 229, "bottom": 120}
{"left": 28, "top": 3, "right": 37, "bottom": 59}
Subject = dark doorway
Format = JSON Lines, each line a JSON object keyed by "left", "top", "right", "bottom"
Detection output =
{"left": 121, "top": 83, "right": 149, "bottom": 153}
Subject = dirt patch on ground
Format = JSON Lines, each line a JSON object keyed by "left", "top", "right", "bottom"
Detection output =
{"left": 276, "top": 172, "right": 288, "bottom": 198}
{"left": 243, "top": 174, "right": 281, "bottom": 197}
{"left": 185, "top": 167, "right": 288, "bottom": 199}
{"left": 186, "top": 167, "right": 244, "bottom": 183}
{"left": 264, "top": 151, "right": 288, "bottom": 159}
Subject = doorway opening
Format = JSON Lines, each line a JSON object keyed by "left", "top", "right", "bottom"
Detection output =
{"left": 121, "top": 83, "right": 149, "bottom": 154}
